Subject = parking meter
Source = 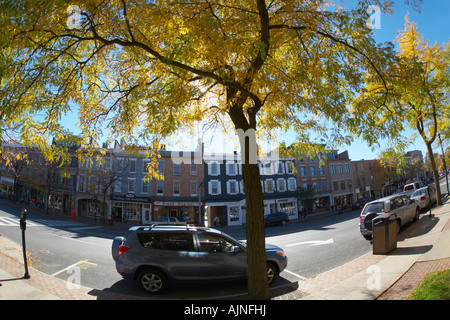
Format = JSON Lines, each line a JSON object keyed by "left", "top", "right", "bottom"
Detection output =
{"left": 19, "top": 208, "right": 30, "bottom": 279}
{"left": 20, "top": 208, "right": 27, "bottom": 230}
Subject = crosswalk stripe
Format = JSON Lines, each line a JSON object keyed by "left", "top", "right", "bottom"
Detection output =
{"left": 0, "top": 217, "right": 86, "bottom": 228}
{"left": 0, "top": 217, "right": 19, "bottom": 226}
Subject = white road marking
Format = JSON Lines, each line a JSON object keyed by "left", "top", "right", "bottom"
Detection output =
{"left": 51, "top": 259, "right": 98, "bottom": 277}
{"left": 286, "top": 238, "right": 334, "bottom": 247}
{"left": 283, "top": 269, "right": 307, "bottom": 280}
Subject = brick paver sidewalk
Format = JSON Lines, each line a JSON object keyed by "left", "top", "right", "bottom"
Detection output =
{"left": 377, "top": 257, "right": 450, "bottom": 300}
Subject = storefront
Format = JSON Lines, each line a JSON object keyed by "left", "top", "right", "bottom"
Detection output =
{"left": 112, "top": 194, "right": 151, "bottom": 223}
{"left": 152, "top": 201, "right": 201, "bottom": 224}
{"left": 264, "top": 198, "right": 298, "bottom": 219}
{"left": 333, "top": 194, "right": 354, "bottom": 211}
{"left": 207, "top": 197, "right": 298, "bottom": 227}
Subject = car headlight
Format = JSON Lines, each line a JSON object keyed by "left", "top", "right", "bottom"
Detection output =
{"left": 276, "top": 250, "right": 285, "bottom": 257}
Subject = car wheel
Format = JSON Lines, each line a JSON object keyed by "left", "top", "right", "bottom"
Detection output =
{"left": 413, "top": 207, "right": 420, "bottom": 222}
{"left": 137, "top": 268, "right": 167, "bottom": 294}
{"left": 266, "top": 262, "right": 278, "bottom": 285}
{"left": 396, "top": 219, "right": 401, "bottom": 234}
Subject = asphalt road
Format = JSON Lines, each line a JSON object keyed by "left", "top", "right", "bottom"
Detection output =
{"left": 0, "top": 176, "right": 447, "bottom": 299}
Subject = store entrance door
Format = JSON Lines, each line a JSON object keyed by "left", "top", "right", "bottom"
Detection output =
{"left": 142, "top": 205, "right": 151, "bottom": 224}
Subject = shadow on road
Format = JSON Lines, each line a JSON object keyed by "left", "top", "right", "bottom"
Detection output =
{"left": 87, "top": 275, "right": 299, "bottom": 300}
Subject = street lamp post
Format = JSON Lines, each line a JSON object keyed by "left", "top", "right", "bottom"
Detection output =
{"left": 438, "top": 133, "right": 449, "bottom": 196}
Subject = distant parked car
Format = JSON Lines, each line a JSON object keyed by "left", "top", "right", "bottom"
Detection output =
{"left": 264, "top": 212, "right": 289, "bottom": 227}
{"left": 352, "top": 197, "right": 373, "bottom": 210}
{"left": 411, "top": 185, "right": 436, "bottom": 210}
{"left": 359, "top": 194, "right": 421, "bottom": 241}
{"left": 403, "top": 181, "right": 426, "bottom": 197}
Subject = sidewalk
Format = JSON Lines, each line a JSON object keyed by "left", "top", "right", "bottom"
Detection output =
{"left": 0, "top": 198, "right": 449, "bottom": 300}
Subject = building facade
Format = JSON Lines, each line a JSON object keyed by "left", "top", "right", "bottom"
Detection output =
{"left": 77, "top": 147, "right": 205, "bottom": 225}
{"left": 204, "top": 153, "right": 298, "bottom": 227}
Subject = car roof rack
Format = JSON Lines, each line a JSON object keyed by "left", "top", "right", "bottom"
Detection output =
{"left": 129, "top": 223, "right": 200, "bottom": 232}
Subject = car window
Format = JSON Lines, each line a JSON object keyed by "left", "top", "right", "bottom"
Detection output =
{"left": 363, "top": 202, "right": 384, "bottom": 214}
{"left": 401, "top": 195, "right": 412, "bottom": 204}
{"left": 391, "top": 197, "right": 404, "bottom": 209}
{"left": 404, "top": 184, "right": 414, "bottom": 191}
{"left": 137, "top": 232, "right": 194, "bottom": 251}
{"left": 197, "top": 233, "right": 236, "bottom": 253}
{"left": 412, "top": 189, "right": 425, "bottom": 197}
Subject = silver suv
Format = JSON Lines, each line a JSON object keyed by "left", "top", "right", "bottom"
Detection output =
{"left": 359, "top": 194, "right": 421, "bottom": 241}
{"left": 112, "top": 224, "right": 287, "bottom": 294}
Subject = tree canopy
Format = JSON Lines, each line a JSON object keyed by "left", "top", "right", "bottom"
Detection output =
{"left": 349, "top": 14, "right": 449, "bottom": 204}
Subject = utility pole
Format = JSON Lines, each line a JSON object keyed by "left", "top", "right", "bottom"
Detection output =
{"left": 438, "top": 133, "right": 449, "bottom": 196}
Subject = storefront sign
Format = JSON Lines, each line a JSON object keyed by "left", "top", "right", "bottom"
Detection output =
{"left": 112, "top": 194, "right": 151, "bottom": 203}
{"left": 153, "top": 201, "right": 199, "bottom": 207}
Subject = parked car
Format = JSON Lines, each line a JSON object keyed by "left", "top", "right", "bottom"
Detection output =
{"left": 359, "top": 194, "right": 421, "bottom": 241}
{"left": 264, "top": 212, "right": 289, "bottom": 227}
{"left": 411, "top": 185, "right": 437, "bottom": 210}
{"left": 112, "top": 224, "right": 287, "bottom": 294}
{"left": 352, "top": 197, "right": 373, "bottom": 210}
{"left": 402, "top": 181, "right": 426, "bottom": 197}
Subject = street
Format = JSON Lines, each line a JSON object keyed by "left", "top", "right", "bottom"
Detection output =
{"left": 0, "top": 177, "right": 448, "bottom": 299}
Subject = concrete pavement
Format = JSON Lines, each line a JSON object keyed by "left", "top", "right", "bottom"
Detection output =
{"left": 1, "top": 197, "right": 449, "bottom": 300}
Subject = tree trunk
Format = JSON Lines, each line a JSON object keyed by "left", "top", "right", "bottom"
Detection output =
{"left": 425, "top": 142, "right": 443, "bottom": 206}
{"left": 240, "top": 133, "right": 269, "bottom": 300}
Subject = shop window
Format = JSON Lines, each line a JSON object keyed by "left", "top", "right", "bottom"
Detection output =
{"left": 279, "top": 202, "right": 296, "bottom": 216}
{"left": 229, "top": 206, "right": 239, "bottom": 222}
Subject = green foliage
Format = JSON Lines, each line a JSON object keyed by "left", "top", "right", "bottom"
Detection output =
{"left": 408, "top": 269, "right": 450, "bottom": 300}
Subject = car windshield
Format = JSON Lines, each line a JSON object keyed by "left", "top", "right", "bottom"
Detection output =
{"left": 363, "top": 202, "right": 384, "bottom": 214}
{"left": 412, "top": 189, "right": 425, "bottom": 197}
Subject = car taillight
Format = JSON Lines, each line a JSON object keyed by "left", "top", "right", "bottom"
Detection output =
{"left": 420, "top": 196, "right": 426, "bottom": 201}
{"left": 118, "top": 245, "right": 131, "bottom": 255}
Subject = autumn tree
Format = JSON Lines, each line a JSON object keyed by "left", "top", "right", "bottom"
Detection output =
{"left": 350, "top": 15, "right": 449, "bottom": 206}
{"left": 1, "top": 0, "right": 407, "bottom": 299}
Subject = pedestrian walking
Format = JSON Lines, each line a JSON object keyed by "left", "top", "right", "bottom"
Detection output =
{"left": 213, "top": 216, "right": 221, "bottom": 227}
{"left": 302, "top": 206, "right": 308, "bottom": 219}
